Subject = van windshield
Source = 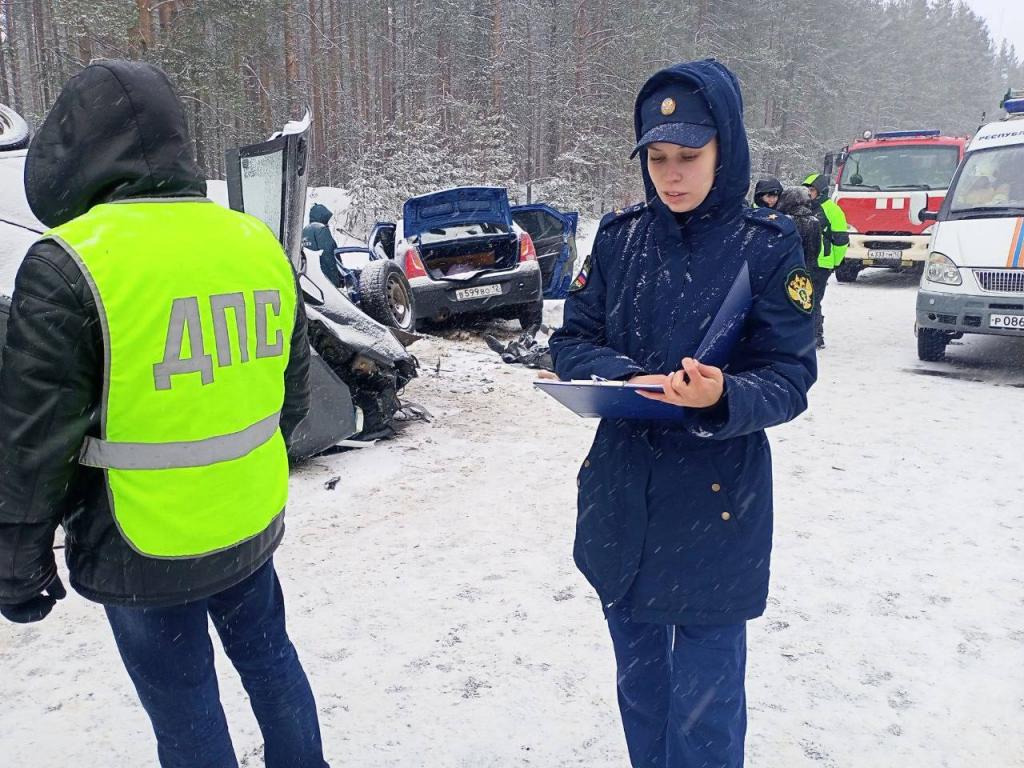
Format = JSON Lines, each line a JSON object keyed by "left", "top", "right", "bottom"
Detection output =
{"left": 839, "top": 145, "right": 960, "bottom": 191}
{"left": 948, "top": 144, "right": 1024, "bottom": 212}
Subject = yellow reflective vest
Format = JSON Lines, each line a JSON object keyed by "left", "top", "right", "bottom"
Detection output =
{"left": 46, "top": 199, "right": 296, "bottom": 557}
{"left": 803, "top": 173, "right": 848, "bottom": 268}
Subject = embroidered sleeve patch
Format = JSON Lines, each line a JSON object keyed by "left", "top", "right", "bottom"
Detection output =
{"left": 569, "top": 254, "right": 592, "bottom": 293}
{"left": 786, "top": 267, "right": 814, "bottom": 314}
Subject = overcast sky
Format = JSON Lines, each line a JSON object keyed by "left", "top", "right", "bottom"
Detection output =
{"left": 963, "top": 0, "right": 1024, "bottom": 55}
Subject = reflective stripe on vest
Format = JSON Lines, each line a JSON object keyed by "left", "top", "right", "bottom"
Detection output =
{"left": 47, "top": 200, "right": 296, "bottom": 558}
{"left": 79, "top": 411, "right": 281, "bottom": 470}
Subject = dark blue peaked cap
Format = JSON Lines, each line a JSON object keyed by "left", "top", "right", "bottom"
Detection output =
{"left": 632, "top": 60, "right": 751, "bottom": 221}
{"left": 630, "top": 85, "right": 716, "bottom": 158}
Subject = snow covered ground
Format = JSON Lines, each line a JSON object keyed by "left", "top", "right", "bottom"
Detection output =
{"left": 2, "top": 263, "right": 1022, "bottom": 766}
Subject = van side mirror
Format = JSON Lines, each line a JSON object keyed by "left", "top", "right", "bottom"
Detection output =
{"left": 919, "top": 209, "right": 938, "bottom": 222}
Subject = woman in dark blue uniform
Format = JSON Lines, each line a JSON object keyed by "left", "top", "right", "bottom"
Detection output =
{"left": 549, "top": 60, "right": 817, "bottom": 768}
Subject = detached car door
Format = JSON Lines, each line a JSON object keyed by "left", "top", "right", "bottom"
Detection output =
{"left": 510, "top": 204, "right": 579, "bottom": 299}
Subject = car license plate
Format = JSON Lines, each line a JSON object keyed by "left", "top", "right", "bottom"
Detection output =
{"left": 867, "top": 249, "right": 901, "bottom": 261}
{"left": 455, "top": 284, "right": 502, "bottom": 301}
{"left": 990, "top": 313, "right": 1024, "bottom": 329}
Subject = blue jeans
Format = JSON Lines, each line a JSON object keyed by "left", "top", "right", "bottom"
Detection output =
{"left": 606, "top": 605, "right": 747, "bottom": 768}
{"left": 105, "top": 559, "right": 328, "bottom": 768}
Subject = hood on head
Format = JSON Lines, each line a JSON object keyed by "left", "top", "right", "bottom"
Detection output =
{"left": 24, "top": 59, "right": 205, "bottom": 228}
{"left": 309, "top": 203, "right": 333, "bottom": 225}
{"left": 776, "top": 186, "right": 813, "bottom": 215}
{"left": 802, "top": 173, "right": 830, "bottom": 198}
{"left": 633, "top": 59, "right": 750, "bottom": 225}
{"left": 754, "top": 177, "right": 783, "bottom": 198}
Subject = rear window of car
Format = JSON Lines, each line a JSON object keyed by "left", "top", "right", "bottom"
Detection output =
{"left": 513, "top": 211, "right": 563, "bottom": 241}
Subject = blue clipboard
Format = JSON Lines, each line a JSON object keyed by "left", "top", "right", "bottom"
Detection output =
{"left": 533, "top": 379, "right": 694, "bottom": 421}
{"left": 535, "top": 262, "right": 752, "bottom": 421}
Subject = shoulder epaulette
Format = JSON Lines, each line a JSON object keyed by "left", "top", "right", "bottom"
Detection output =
{"left": 743, "top": 206, "right": 796, "bottom": 237}
{"left": 598, "top": 202, "right": 646, "bottom": 231}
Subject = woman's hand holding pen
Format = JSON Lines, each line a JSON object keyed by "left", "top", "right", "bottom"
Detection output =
{"left": 633, "top": 358, "right": 724, "bottom": 408}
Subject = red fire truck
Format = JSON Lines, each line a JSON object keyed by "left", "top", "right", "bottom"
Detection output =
{"left": 826, "top": 130, "right": 968, "bottom": 282}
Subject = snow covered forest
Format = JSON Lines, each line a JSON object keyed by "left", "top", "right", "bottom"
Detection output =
{"left": 2, "top": 0, "right": 1023, "bottom": 227}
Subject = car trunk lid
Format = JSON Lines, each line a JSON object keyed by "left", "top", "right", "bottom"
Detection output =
{"left": 402, "top": 187, "right": 513, "bottom": 241}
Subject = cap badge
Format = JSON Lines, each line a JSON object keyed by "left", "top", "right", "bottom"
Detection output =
{"left": 660, "top": 97, "right": 676, "bottom": 116}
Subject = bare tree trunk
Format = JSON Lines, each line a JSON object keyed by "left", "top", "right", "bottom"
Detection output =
{"left": 438, "top": 27, "right": 450, "bottom": 133}
{"left": 346, "top": 0, "right": 360, "bottom": 136}
{"left": 192, "top": 87, "right": 206, "bottom": 173}
{"left": 358, "top": 3, "right": 370, "bottom": 132}
{"left": 135, "top": 0, "right": 153, "bottom": 52}
{"left": 76, "top": 14, "right": 94, "bottom": 65}
{"left": 27, "top": 0, "right": 49, "bottom": 115}
{"left": 257, "top": 57, "right": 273, "bottom": 129}
{"left": 283, "top": 6, "right": 300, "bottom": 115}
{"left": 157, "top": 0, "right": 176, "bottom": 30}
{"left": 326, "top": 0, "right": 342, "bottom": 182}
{"left": 3, "top": 1, "right": 22, "bottom": 112}
{"left": 308, "top": 0, "right": 327, "bottom": 172}
{"left": 490, "top": 0, "right": 502, "bottom": 110}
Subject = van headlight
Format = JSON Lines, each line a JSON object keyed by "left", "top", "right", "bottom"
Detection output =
{"left": 925, "top": 252, "right": 961, "bottom": 286}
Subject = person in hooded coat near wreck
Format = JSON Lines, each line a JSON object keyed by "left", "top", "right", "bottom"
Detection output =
{"left": 550, "top": 60, "right": 817, "bottom": 767}
{"left": 302, "top": 202, "right": 347, "bottom": 288}
{"left": 776, "top": 186, "right": 824, "bottom": 270}
{"left": 752, "top": 177, "right": 782, "bottom": 208}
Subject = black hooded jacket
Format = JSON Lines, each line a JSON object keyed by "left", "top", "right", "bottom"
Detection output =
{"left": 753, "top": 177, "right": 783, "bottom": 208}
{"left": 0, "top": 61, "right": 311, "bottom": 608}
{"left": 302, "top": 203, "right": 344, "bottom": 287}
{"left": 776, "top": 187, "right": 822, "bottom": 269}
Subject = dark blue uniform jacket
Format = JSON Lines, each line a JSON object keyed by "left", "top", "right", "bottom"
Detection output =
{"left": 302, "top": 203, "right": 344, "bottom": 287}
{"left": 549, "top": 60, "right": 817, "bottom": 625}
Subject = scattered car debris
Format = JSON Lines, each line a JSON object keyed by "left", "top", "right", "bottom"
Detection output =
{"left": 483, "top": 326, "right": 555, "bottom": 371}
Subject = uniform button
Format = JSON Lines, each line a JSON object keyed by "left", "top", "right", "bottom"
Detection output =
{"left": 711, "top": 483, "right": 721, "bottom": 492}
{"left": 721, "top": 511, "right": 731, "bottom": 521}
{"left": 583, "top": 460, "right": 590, "bottom": 468}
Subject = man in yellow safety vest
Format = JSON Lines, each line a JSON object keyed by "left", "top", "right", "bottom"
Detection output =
{"left": 0, "top": 60, "right": 328, "bottom": 767}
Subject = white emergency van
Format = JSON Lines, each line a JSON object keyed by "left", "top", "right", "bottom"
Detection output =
{"left": 915, "top": 95, "right": 1024, "bottom": 361}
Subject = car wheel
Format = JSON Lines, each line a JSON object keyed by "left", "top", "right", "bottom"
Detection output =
{"left": 0, "top": 104, "right": 30, "bottom": 151}
{"left": 517, "top": 298, "right": 544, "bottom": 330}
{"left": 917, "top": 327, "right": 949, "bottom": 362}
{"left": 834, "top": 263, "right": 860, "bottom": 283}
{"left": 359, "top": 260, "right": 416, "bottom": 332}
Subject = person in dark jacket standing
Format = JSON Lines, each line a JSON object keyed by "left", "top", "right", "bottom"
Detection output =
{"left": 0, "top": 61, "right": 328, "bottom": 768}
{"left": 752, "top": 176, "right": 782, "bottom": 208}
{"left": 801, "top": 174, "right": 847, "bottom": 348}
{"left": 549, "top": 60, "right": 816, "bottom": 768}
{"left": 777, "top": 186, "right": 829, "bottom": 348}
{"left": 302, "top": 202, "right": 347, "bottom": 288}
